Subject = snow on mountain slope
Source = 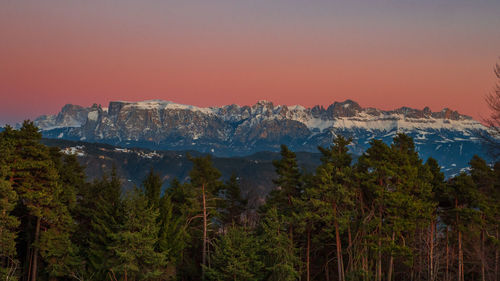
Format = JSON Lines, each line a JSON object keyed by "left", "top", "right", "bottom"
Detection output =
{"left": 33, "top": 99, "right": 490, "bottom": 176}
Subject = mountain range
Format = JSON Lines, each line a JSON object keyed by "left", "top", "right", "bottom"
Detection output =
{"left": 31, "top": 99, "right": 488, "bottom": 176}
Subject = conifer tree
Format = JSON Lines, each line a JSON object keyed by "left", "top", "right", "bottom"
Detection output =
{"left": 206, "top": 225, "right": 263, "bottom": 281}
{"left": 142, "top": 168, "right": 162, "bottom": 209}
{"left": 259, "top": 208, "right": 300, "bottom": 281}
{"left": 158, "top": 193, "right": 185, "bottom": 277}
{"left": 469, "top": 156, "right": 497, "bottom": 281}
{"left": 425, "top": 157, "right": 446, "bottom": 281}
{"left": 291, "top": 172, "right": 316, "bottom": 281}
{"left": 220, "top": 174, "right": 247, "bottom": 227}
{"left": 447, "top": 172, "right": 481, "bottom": 281}
{"left": 308, "top": 136, "right": 354, "bottom": 281}
{"left": 491, "top": 162, "right": 500, "bottom": 280}
{"left": 0, "top": 127, "right": 20, "bottom": 281}
{"left": 357, "top": 139, "right": 396, "bottom": 281}
{"left": 389, "top": 134, "right": 434, "bottom": 280}
{"left": 4, "top": 121, "right": 75, "bottom": 281}
{"left": 109, "top": 188, "right": 166, "bottom": 281}
{"left": 86, "top": 169, "right": 123, "bottom": 279}
{"left": 266, "top": 144, "right": 303, "bottom": 247}
{"left": 164, "top": 178, "right": 199, "bottom": 279}
{"left": 188, "top": 155, "right": 223, "bottom": 281}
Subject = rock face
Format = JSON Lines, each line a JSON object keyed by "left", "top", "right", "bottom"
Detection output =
{"left": 34, "top": 99, "right": 489, "bottom": 176}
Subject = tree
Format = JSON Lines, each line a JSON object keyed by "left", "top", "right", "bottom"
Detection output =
{"left": 206, "top": 225, "right": 263, "bottom": 281}
{"left": 259, "top": 208, "right": 300, "bottom": 281}
{"left": 164, "top": 178, "right": 199, "bottom": 279}
{"left": 86, "top": 169, "right": 123, "bottom": 280}
{"left": 142, "top": 168, "right": 162, "bottom": 209}
{"left": 188, "top": 155, "right": 223, "bottom": 281}
{"left": 265, "top": 145, "right": 303, "bottom": 245}
{"left": 0, "top": 126, "right": 20, "bottom": 281}
{"left": 425, "top": 157, "right": 446, "bottom": 281}
{"left": 355, "top": 134, "right": 435, "bottom": 281}
{"left": 357, "top": 139, "right": 396, "bottom": 281}
{"left": 308, "top": 136, "right": 354, "bottom": 281}
{"left": 446, "top": 173, "right": 481, "bottom": 281}
{"left": 469, "top": 156, "right": 498, "bottom": 281}
{"left": 483, "top": 62, "right": 500, "bottom": 159}
{"left": 109, "top": 188, "right": 166, "bottom": 281}
{"left": 219, "top": 174, "right": 247, "bottom": 228}
{"left": 4, "top": 121, "right": 76, "bottom": 281}
{"left": 158, "top": 193, "right": 186, "bottom": 277}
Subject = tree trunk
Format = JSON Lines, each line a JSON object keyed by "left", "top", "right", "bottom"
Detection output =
{"left": 388, "top": 231, "right": 395, "bottom": 281}
{"left": 306, "top": 227, "right": 311, "bottom": 281}
{"left": 325, "top": 253, "right": 330, "bottom": 281}
{"left": 362, "top": 245, "right": 368, "bottom": 281}
{"left": 334, "top": 206, "right": 344, "bottom": 281}
{"left": 287, "top": 194, "right": 294, "bottom": 246}
{"left": 495, "top": 228, "right": 499, "bottom": 281}
{"left": 377, "top": 208, "right": 382, "bottom": 281}
{"left": 31, "top": 216, "right": 41, "bottom": 281}
{"left": 348, "top": 225, "right": 353, "bottom": 273}
{"left": 481, "top": 227, "right": 485, "bottom": 281}
{"left": 26, "top": 247, "right": 32, "bottom": 281}
{"left": 445, "top": 226, "right": 449, "bottom": 281}
{"left": 202, "top": 183, "right": 207, "bottom": 281}
{"left": 418, "top": 228, "right": 422, "bottom": 281}
{"left": 458, "top": 230, "right": 463, "bottom": 281}
{"left": 456, "top": 198, "right": 463, "bottom": 281}
{"left": 429, "top": 220, "right": 435, "bottom": 281}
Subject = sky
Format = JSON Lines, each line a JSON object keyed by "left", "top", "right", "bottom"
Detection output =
{"left": 1, "top": 0, "right": 499, "bottom": 125}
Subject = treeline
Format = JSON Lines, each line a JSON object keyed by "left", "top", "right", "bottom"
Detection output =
{"left": 1, "top": 122, "right": 499, "bottom": 281}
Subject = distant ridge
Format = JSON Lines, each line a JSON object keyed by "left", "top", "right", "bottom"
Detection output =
{"left": 31, "top": 99, "right": 489, "bottom": 176}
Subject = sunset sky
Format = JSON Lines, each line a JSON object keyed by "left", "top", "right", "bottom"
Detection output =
{"left": 1, "top": 0, "right": 499, "bottom": 124}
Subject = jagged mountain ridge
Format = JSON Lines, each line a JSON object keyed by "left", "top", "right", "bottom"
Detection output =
{"left": 32, "top": 99, "right": 488, "bottom": 175}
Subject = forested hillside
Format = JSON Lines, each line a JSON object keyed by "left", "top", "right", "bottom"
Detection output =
{"left": 1, "top": 122, "right": 499, "bottom": 281}
{"left": 39, "top": 138, "right": 322, "bottom": 207}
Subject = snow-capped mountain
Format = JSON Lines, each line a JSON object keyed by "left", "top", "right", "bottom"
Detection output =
{"left": 33, "top": 99, "right": 489, "bottom": 176}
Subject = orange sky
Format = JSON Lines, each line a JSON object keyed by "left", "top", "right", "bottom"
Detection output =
{"left": 1, "top": 0, "right": 499, "bottom": 124}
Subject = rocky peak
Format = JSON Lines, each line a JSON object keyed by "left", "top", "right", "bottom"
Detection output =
{"left": 34, "top": 103, "right": 93, "bottom": 129}
{"left": 326, "top": 99, "right": 362, "bottom": 117}
{"left": 253, "top": 100, "right": 274, "bottom": 109}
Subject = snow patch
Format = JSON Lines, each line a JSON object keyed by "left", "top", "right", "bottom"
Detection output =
{"left": 88, "top": 111, "right": 98, "bottom": 121}
{"left": 119, "top": 100, "right": 215, "bottom": 115}
{"left": 61, "top": 146, "right": 86, "bottom": 157}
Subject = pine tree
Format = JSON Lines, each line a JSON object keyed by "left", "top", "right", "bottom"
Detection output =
{"left": 307, "top": 136, "right": 354, "bottom": 281}
{"left": 109, "top": 188, "right": 166, "bottom": 281}
{"left": 469, "top": 156, "right": 497, "bottom": 281}
{"left": 259, "top": 207, "right": 300, "bottom": 281}
{"left": 265, "top": 144, "right": 303, "bottom": 250}
{"left": 268, "top": 145, "right": 303, "bottom": 214}
{"left": 491, "top": 162, "right": 500, "bottom": 280}
{"left": 389, "top": 134, "right": 434, "bottom": 280}
{"left": 446, "top": 172, "right": 481, "bottom": 281}
{"left": 158, "top": 193, "right": 185, "bottom": 277}
{"left": 206, "top": 225, "right": 263, "bottom": 281}
{"left": 86, "top": 168, "right": 123, "bottom": 279}
{"left": 357, "top": 139, "right": 396, "bottom": 281}
{"left": 219, "top": 174, "right": 247, "bottom": 227}
{"left": 188, "top": 155, "right": 223, "bottom": 281}
{"left": 291, "top": 172, "right": 315, "bottom": 281}
{"left": 164, "top": 178, "right": 199, "bottom": 279}
{"left": 0, "top": 126, "right": 20, "bottom": 281}
{"left": 142, "top": 168, "right": 163, "bottom": 209}
{"left": 4, "top": 121, "right": 75, "bottom": 281}
{"left": 425, "top": 157, "right": 446, "bottom": 281}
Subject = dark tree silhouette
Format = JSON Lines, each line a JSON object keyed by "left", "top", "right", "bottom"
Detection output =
{"left": 483, "top": 62, "right": 500, "bottom": 159}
